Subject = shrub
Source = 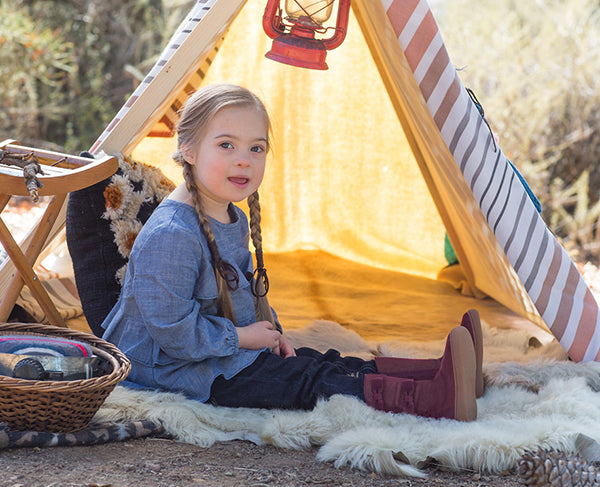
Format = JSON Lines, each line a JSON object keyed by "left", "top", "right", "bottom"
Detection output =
{"left": 0, "top": 5, "right": 76, "bottom": 146}
{"left": 3, "top": 0, "right": 177, "bottom": 152}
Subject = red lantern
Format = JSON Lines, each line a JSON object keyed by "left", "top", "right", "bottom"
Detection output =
{"left": 263, "top": 0, "right": 351, "bottom": 70}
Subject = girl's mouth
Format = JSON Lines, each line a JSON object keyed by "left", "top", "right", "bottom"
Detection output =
{"left": 228, "top": 176, "right": 249, "bottom": 188}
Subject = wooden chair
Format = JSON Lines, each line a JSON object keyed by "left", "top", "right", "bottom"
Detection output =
{"left": 0, "top": 139, "right": 118, "bottom": 327}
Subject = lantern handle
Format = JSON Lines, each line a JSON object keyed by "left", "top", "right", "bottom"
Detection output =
{"left": 323, "top": 0, "right": 351, "bottom": 50}
{"left": 263, "top": 0, "right": 284, "bottom": 40}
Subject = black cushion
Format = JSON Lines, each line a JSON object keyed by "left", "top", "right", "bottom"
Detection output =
{"left": 66, "top": 154, "right": 174, "bottom": 336}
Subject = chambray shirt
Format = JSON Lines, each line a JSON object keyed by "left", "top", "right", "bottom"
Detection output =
{"left": 101, "top": 199, "right": 266, "bottom": 402}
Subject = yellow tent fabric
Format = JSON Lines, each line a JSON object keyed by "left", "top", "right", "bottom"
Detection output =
{"left": 133, "top": 3, "right": 447, "bottom": 279}
{"left": 92, "top": 0, "right": 554, "bottom": 344}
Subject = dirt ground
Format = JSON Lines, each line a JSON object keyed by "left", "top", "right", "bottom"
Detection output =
{"left": 0, "top": 435, "right": 525, "bottom": 487}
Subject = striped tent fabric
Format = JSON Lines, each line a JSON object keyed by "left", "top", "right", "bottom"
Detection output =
{"left": 382, "top": 0, "right": 600, "bottom": 361}
{"left": 0, "top": 249, "right": 82, "bottom": 323}
{"left": 17, "top": 276, "right": 82, "bottom": 323}
{"left": 14, "top": 236, "right": 82, "bottom": 322}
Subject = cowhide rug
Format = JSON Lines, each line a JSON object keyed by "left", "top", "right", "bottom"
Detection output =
{"left": 88, "top": 320, "right": 600, "bottom": 478}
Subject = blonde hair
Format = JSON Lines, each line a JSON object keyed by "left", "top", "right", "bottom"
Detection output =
{"left": 173, "top": 84, "right": 274, "bottom": 327}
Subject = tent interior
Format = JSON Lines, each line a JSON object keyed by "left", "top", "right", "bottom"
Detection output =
{"left": 92, "top": 0, "right": 552, "bottom": 348}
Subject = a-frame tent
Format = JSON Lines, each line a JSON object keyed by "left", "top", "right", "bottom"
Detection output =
{"left": 90, "top": 0, "right": 600, "bottom": 361}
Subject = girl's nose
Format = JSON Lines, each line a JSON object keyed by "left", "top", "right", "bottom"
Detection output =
{"left": 235, "top": 155, "right": 251, "bottom": 167}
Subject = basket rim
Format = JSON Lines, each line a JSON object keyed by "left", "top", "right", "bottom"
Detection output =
{"left": 0, "top": 321, "right": 131, "bottom": 391}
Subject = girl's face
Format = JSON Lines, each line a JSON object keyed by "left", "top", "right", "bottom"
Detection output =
{"left": 182, "top": 105, "right": 268, "bottom": 220}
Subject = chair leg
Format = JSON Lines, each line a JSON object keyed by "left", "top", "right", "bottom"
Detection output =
{"left": 0, "top": 194, "right": 67, "bottom": 327}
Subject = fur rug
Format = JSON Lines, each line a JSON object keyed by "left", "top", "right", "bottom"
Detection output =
{"left": 94, "top": 320, "right": 600, "bottom": 478}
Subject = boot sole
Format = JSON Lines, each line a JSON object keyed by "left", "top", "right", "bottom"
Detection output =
{"left": 463, "top": 309, "right": 484, "bottom": 398}
{"left": 449, "top": 327, "right": 477, "bottom": 422}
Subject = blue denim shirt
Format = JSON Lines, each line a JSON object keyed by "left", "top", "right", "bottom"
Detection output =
{"left": 101, "top": 199, "right": 265, "bottom": 401}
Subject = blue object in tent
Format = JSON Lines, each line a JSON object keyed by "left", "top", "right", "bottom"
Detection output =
{"left": 507, "top": 159, "right": 542, "bottom": 214}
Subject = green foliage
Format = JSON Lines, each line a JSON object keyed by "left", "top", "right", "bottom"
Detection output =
{"left": 1, "top": 0, "right": 184, "bottom": 152}
{"left": 0, "top": 5, "right": 76, "bottom": 145}
{"left": 437, "top": 0, "right": 600, "bottom": 263}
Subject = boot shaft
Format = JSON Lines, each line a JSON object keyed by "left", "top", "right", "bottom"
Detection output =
{"left": 373, "top": 309, "right": 484, "bottom": 398}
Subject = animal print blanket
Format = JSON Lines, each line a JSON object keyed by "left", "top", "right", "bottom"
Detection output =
{"left": 0, "top": 420, "right": 163, "bottom": 449}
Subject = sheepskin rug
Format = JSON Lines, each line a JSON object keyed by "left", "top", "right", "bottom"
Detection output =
{"left": 94, "top": 320, "right": 600, "bottom": 477}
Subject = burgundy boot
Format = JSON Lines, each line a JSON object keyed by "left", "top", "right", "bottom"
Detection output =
{"left": 374, "top": 309, "right": 484, "bottom": 398}
{"left": 364, "top": 326, "right": 477, "bottom": 421}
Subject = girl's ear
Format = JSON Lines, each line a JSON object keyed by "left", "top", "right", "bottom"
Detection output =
{"left": 181, "top": 145, "right": 195, "bottom": 165}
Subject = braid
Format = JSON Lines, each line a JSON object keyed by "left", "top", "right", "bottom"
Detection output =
{"left": 248, "top": 191, "right": 266, "bottom": 275}
{"left": 183, "top": 163, "right": 238, "bottom": 325}
{"left": 248, "top": 191, "right": 280, "bottom": 332}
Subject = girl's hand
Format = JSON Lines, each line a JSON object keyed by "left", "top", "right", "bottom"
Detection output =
{"left": 278, "top": 335, "right": 296, "bottom": 358}
{"left": 237, "top": 321, "right": 282, "bottom": 352}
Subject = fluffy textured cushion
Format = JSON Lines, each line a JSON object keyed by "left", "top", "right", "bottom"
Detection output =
{"left": 66, "top": 153, "right": 174, "bottom": 336}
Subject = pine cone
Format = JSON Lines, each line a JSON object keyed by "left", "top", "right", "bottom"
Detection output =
{"left": 518, "top": 449, "right": 600, "bottom": 486}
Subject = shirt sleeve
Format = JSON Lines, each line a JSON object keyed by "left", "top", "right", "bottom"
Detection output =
{"left": 129, "top": 220, "right": 239, "bottom": 361}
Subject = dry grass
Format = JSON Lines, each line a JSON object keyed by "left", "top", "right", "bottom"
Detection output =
{"left": 437, "top": 0, "right": 600, "bottom": 263}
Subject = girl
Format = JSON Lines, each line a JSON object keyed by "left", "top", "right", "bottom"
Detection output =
{"left": 101, "top": 83, "right": 482, "bottom": 421}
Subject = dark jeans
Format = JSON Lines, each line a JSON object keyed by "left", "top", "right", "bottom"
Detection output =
{"left": 209, "top": 348, "right": 377, "bottom": 410}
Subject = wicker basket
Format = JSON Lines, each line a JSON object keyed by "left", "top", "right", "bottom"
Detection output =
{"left": 0, "top": 322, "right": 131, "bottom": 433}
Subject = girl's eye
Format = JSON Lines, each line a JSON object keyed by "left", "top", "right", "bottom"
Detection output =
{"left": 251, "top": 145, "right": 265, "bottom": 153}
{"left": 220, "top": 142, "right": 233, "bottom": 149}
